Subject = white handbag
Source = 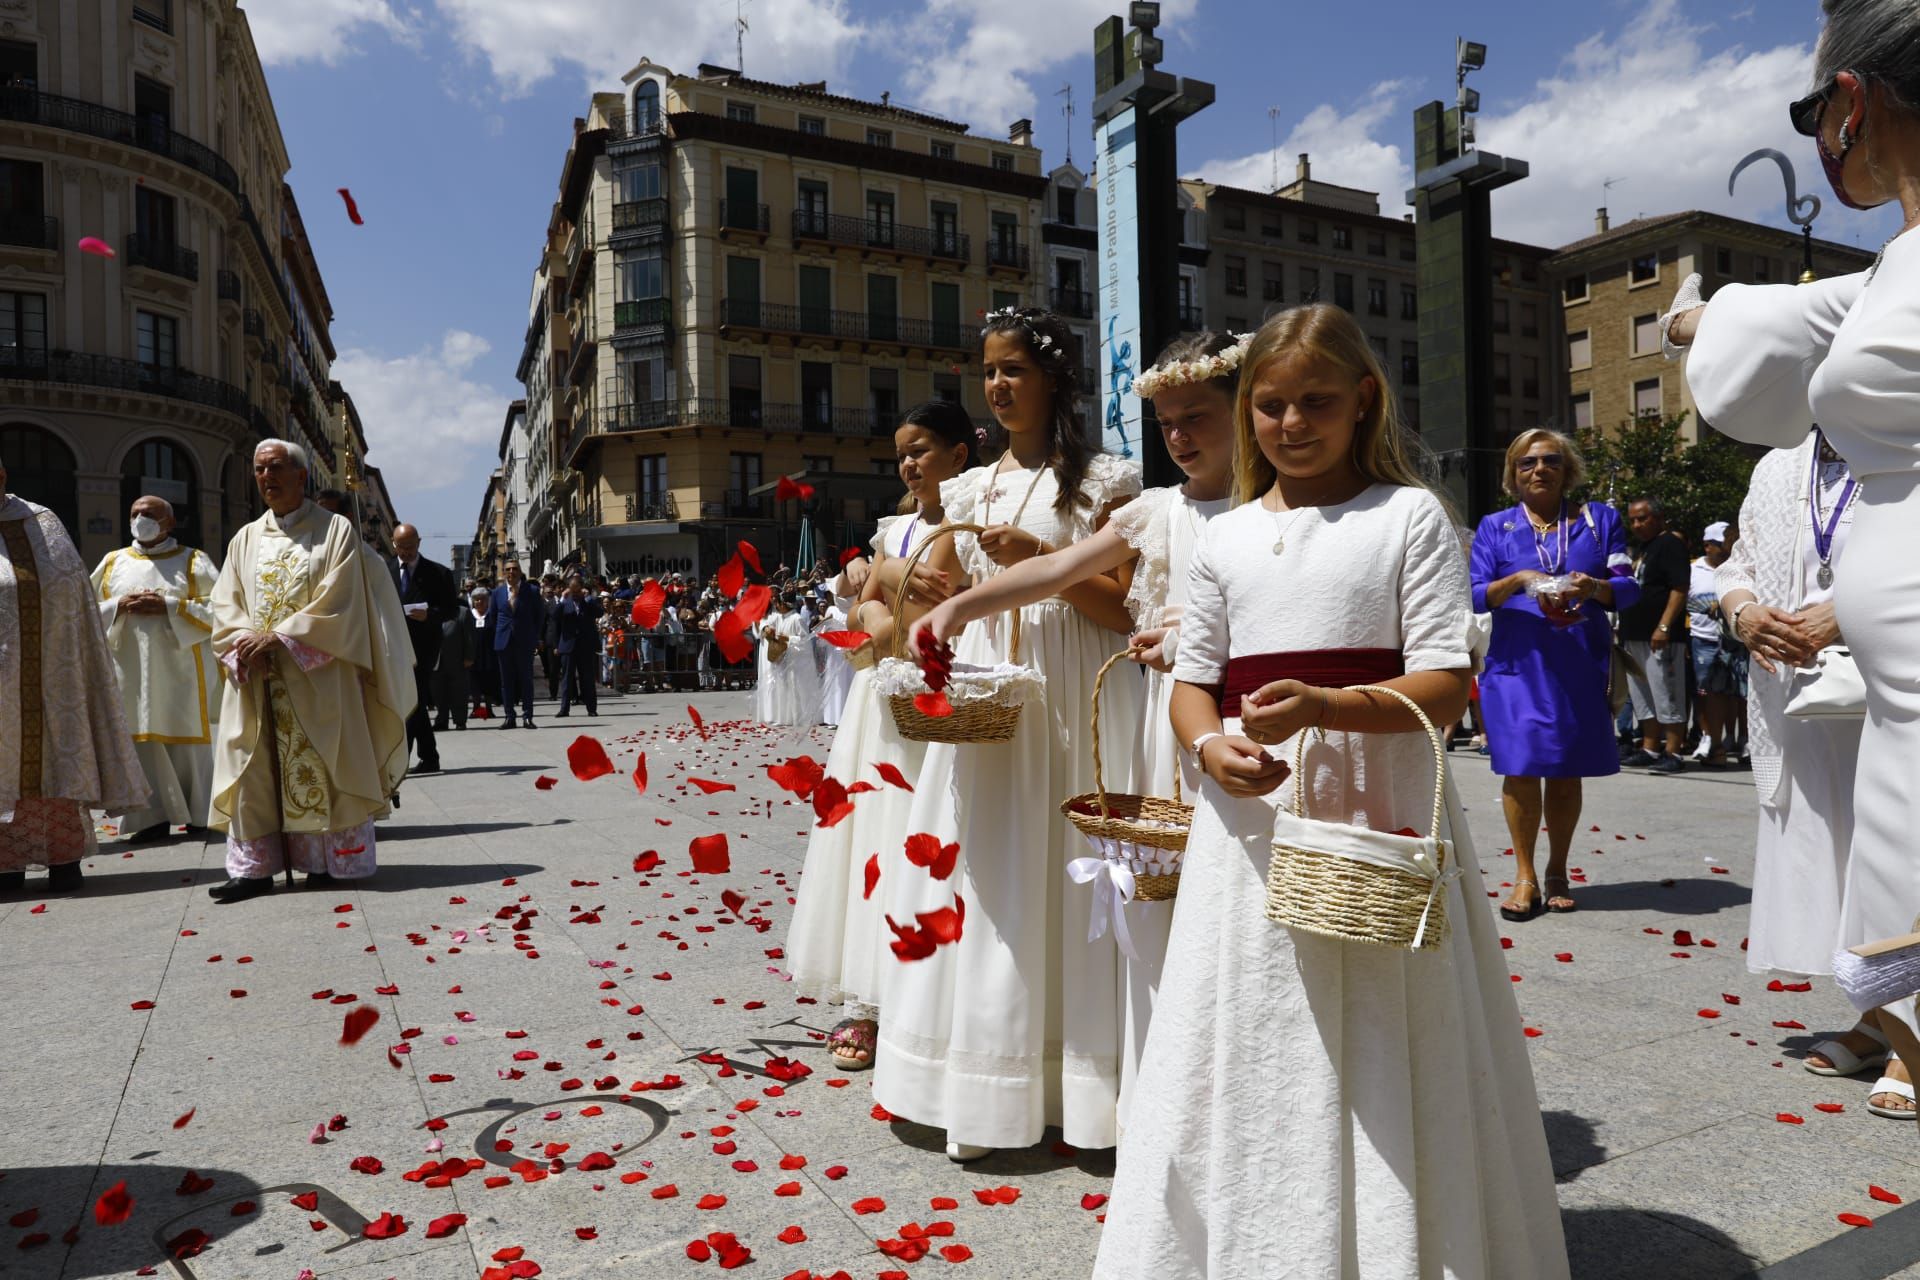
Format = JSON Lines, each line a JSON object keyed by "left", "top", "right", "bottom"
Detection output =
{"left": 1785, "top": 646, "right": 1865, "bottom": 718}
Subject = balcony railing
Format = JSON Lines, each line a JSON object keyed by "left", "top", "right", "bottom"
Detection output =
{"left": 598, "top": 398, "right": 890, "bottom": 439}
{"left": 0, "top": 213, "right": 58, "bottom": 251}
{"left": 243, "top": 308, "right": 264, "bottom": 340}
{"left": 719, "top": 200, "right": 770, "bottom": 235}
{"left": 625, "top": 493, "right": 680, "bottom": 522}
{"left": 986, "top": 239, "right": 1031, "bottom": 272}
{"left": 790, "top": 209, "right": 969, "bottom": 263}
{"left": 607, "top": 113, "right": 669, "bottom": 143}
{"left": 611, "top": 198, "right": 668, "bottom": 235}
{"left": 719, "top": 298, "right": 976, "bottom": 352}
{"left": 1050, "top": 286, "right": 1094, "bottom": 318}
{"left": 1178, "top": 305, "right": 1204, "bottom": 330}
{"left": 0, "top": 89, "right": 239, "bottom": 195}
{"left": 614, "top": 297, "right": 670, "bottom": 331}
{"left": 725, "top": 488, "right": 771, "bottom": 520}
{"left": 126, "top": 234, "right": 199, "bottom": 282}
{"left": 217, "top": 269, "right": 242, "bottom": 302}
{"left": 0, "top": 346, "right": 248, "bottom": 419}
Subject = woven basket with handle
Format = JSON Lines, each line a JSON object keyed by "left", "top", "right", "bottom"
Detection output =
{"left": 1059, "top": 650, "right": 1193, "bottom": 901}
{"left": 1265, "top": 685, "right": 1452, "bottom": 950}
{"left": 882, "top": 522, "right": 1027, "bottom": 744}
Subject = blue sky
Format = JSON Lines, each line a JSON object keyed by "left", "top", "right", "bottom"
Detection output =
{"left": 242, "top": 0, "right": 1896, "bottom": 560}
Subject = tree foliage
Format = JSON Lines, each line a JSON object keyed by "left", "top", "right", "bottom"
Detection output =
{"left": 1573, "top": 412, "right": 1761, "bottom": 542}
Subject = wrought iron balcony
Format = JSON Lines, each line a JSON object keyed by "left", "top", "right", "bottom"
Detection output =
{"left": 718, "top": 200, "right": 770, "bottom": 236}
{"left": 1050, "top": 286, "right": 1094, "bottom": 318}
{"left": 126, "top": 233, "right": 199, "bottom": 282}
{"left": 597, "top": 397, "right": 886, "bottom": 439}
{"left": 217, "top": 269, "right": 242, "bottom": 303}
{"left": 614, "top": 297, "right": 670, "bottom": 331}
{"left": 625, "top": 493, "right": 680, "bottom": 522}
{"left": 0, "top": 213, "right": 58, "bottom": 251}
{"left": 790, "top": 209, "right": 969, "bottom": 263}
{"left": 243, "top": 308, "right": 265, "bottom": 340}
{"left": 611, "top": 198, "right": 668, "bottom": 236}
{"left": 1178, "top": 305, "right": 1204, "bottom": 330}
{"left": 0, "top": 88, "right": 239, "bottom": 195}
{"left": 0, "top": 346, "right": 248, "bottom": 419}
{"left": 986, "top": 239, "right": 1031, "bottom": 272}
{"left": 719, "top": 298, "right": 976, "bottom": 352}
{"left": 725, "top": 488, "right": 771, "bottom": 519}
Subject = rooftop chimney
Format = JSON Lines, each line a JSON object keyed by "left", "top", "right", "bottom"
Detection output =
{"left": 1595, "top": 207, "right": 1610, "bottom": 234}
{"left": 1297, "top": 152, "right": 1311, "bottom": 182}
{"left": 1010, "top": 118, "right": 1034, "bottom": 147}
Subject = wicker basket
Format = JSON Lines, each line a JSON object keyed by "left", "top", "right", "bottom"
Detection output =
{"left": 848, "top": 641, "right": 878, "bottom": 672}
{"left": 1060, "top": 650, "right": 1193, "bottom": 901}
{"left": 881, "top": 523, "right": 1028, "bottom": 745}
{"left": 1265, "top": 685, "right": 1452, "bottom": 950}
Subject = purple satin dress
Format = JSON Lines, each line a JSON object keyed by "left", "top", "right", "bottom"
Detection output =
{"left": 1470, "top": 502, "right": 1640, "bottom": 778}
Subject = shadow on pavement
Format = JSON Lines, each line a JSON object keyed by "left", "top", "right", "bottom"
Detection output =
{"left": 884, "top": 1121, "right": 1118, "bottom": 1178}
{"left": 353, "top": 861, "right": 545, "bottom": 891}
{"left": 378, "top": 820, "right": 570, "bottom": 841}
{"left": 1544, "top": 1109, "right": 1608, "bottom": 1180}
{"left": 0, "top": 1161, "right": 267, "bottom": 1279}
{"left": 1557, "top": 877, "right": 1751, "bottom": 915}
{"left": 1563, "top": 1205, "right": 1757, "bottom": 1279}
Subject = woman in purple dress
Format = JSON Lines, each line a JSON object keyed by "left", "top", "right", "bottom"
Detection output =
{"left": 1471, "top": 430, "right": 1639, "bottom": 921}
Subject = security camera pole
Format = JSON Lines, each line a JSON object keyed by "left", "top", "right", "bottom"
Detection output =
{"left": 1409, "top": 37, "right": 1528, "bottom": 519}
{"left": 1091, "top": 4, "right": 1212, "bottom": 488}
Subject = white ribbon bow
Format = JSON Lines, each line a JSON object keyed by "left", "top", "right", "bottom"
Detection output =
{"left": 1411, "top": 860, "right": 1464, "bottom": 950}
{"left": 1067, "top": 851, "right": 1139, "bottom": 961}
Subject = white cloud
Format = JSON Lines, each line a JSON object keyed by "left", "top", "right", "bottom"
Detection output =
{"left": 431, "top": 0, "right": 867, "bottom": 96}
{"left": 240, "top": 0, "right": 414, "bottom": 67}
{"left": 1197, "top": 81, "right": 1411, "bottom": 211}
{"left": 335, "top": 331, "right": 508, "bottom": 549}
{"left": 1185, "top": 0, "right": 1896, "bottom": 252}
{"left": 898, "top": 0, "right": 1198, "bottom": 136}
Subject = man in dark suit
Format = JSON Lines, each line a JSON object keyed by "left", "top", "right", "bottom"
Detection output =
{"left": 554, "top": 573, "right": 604, "bottom": 717}
{"left": 391, "top": 523, "right": 459, "bottom": 773}
{"left": 491, "top": 559, "right": 544, "bottom": 729}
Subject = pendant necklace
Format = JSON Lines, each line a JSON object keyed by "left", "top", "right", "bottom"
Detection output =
{"left": 1266, "top": 488, "right": 1332, "bottom": 554}
{"left": 1808, "top": 428, "right": 1857, "bottom": 590}
{"left": 1529, "top": 501, "right": 1568, "bottom": 574}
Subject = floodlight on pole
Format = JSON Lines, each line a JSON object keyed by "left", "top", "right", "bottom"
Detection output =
{"left": 1457, "top": 38, "right": 1487, "bottom": 73}
{"left": 1460, "top": 87, "right": 1480, "bottom": 114}
{"left": 1130, "top": 2, "right": 1161, "bottom": 30}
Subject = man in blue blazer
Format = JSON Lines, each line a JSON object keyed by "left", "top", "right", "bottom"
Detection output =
{"left": 491, "top": 559, "right": 545, "bottom": 728}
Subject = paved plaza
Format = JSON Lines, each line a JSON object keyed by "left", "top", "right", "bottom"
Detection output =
{"left": 3, "top": 690, "right": 1918, "bottom": 1280}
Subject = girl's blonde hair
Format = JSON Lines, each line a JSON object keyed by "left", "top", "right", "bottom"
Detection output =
{"left": 1230, "top": 304, "right": 1435, "bottom": 507}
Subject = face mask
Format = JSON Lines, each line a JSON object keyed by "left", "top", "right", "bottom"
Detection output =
{"left": 131, "top": 515, "right": 163, "bottom": 543}
{"left": 1818, "top": 107, "right": 1890, "bottom": 211}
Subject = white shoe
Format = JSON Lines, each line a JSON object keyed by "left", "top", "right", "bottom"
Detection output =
{"left": 1689, "top": 740, "right": 1712, "bottom": 760}
{"left": 945, "top": 1141, "right": 992, "bottom": 1162}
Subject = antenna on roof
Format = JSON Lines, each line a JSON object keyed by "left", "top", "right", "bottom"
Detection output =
{"left": 1057, "top": 83, "right": 1074, "bottom": 165}
{"left": 1268, "top": 106, "right": 1282, "bottom": 192}
{"left": 735, "top": 0, "right": 751, "bottom": 74}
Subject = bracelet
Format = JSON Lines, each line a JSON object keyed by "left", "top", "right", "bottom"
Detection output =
{"left": 1729, "top": 600, "right": 1757, "bottom": 637}
{"left": 1188, "top": 731, "right": 1224, "bottom": 763}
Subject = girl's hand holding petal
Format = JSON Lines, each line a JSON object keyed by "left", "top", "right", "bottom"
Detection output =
{"left": 1200, "top": 736, "right": 1291, "bottom": 798}
{"left": 1239, "top": 679, "right": 1319, "bottom": 746}
{"left": 978, "top": 525, "right": 1045, "bottom": 567}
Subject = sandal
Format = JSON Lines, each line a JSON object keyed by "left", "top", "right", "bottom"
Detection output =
{"left": 1869, "top": 1063, "right": 1916, "bottom": 1121}
{"left": 1804, "top": 1020, "right": 1890, "bottom": 1078}
{"left": 1499, "top": 879, "right": 1543, "bottom": 923}
{"left": 1544, "top": 874, "right": 1577, "bottom": 914}
{"left": 827, "top": 1018, "right": 877, "bottom": 1071}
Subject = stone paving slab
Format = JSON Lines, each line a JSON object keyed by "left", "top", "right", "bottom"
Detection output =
{"left": 2, "top": 691, "right": 1917, "bottom": 1278}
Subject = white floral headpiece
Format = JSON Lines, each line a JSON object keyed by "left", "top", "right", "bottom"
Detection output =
{"left": 1132, "top": 333, "right": 1255, "bottom": 399}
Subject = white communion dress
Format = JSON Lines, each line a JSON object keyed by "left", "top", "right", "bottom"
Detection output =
{"left": 873, "top": 453, "right": 1143, "bottom": 1152}
{"left": 751, "top": 620, "right": 776, "bottom": 722}
{"left": 1094, "top": 484, "right": 1568, "bottom": 1280}
{"left": 785, "top": 514, "right": 937, "bottom": 1017}
{"left": 817, "top": 595, "right": 856, "bottom": 728}
{"left": 1103, "top": 484, "right": 1230, "bottom": 1131}
{"left": 765, "top": 611, "right": 824, "bottom": 726}
{"left": 1686, "top": 228, "right": 1920, "bottom": 1032}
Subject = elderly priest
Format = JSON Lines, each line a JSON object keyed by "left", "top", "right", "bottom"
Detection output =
{"left": 206, "top": 439, "right": 414, "bottom": 904}
{"left": 90, "top": 494, "right": 221, "bottom": 841}
{"left": 0, "top": 455, "right": 148, "bottom": 892}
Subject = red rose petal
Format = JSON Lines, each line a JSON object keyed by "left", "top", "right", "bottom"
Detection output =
{"left": 567, "top": 736, "right": 616, "bottom": 782}
{"left": 1871, "top": 1185, "right": 1903, "bottom": 1204}
{"left": 1839, "top": 1212, "right": 1874, "bottom": 1228}
{"left": 1776, "top": 1112, "right": 1805, "bottom": 1124}
{"left": 93, "top": 1181, "right": 134, "bottom": 1226}
{"left": 339, "top": 1004, "right": 380, "bottom": 1046}
{"left": 852, "top": 1196, "right": 886, "bottom": 1215}
{"left": 690, "top": 834, "right": 731, "bottom": 875}
{"left": 425, "top": 1213, "right": 467, "bottom": 1238}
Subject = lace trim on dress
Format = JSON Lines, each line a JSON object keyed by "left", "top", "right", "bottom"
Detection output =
{"left": 870, "top": 656, "right": 1047, "bottom": 707}
{"left": 1107, "top": 487, "right": 1177, "bottom": 628}
{"left": 1083, "top": 453, "right": 1145, "bottom": 531}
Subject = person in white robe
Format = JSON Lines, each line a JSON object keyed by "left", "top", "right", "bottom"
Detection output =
{"left": 90, "top": 495, "right": 221, "bottom": 841}
{"left": 204, "top": 440, "right": 414, "bottom": 904}
{"left": 0, "top": 460, "right": 149, "bottom": 892}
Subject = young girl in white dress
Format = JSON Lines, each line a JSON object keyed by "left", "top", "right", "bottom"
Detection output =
{"left": 786, "top": 401, "right": 978, "bottom": 1070}
{"left": 873, "top": 307, "right": 1142, "bottom": 1161}
{"left": 763, "top": 597, "right": 823, "bottom": 726}
{"left": 1095, "top": 305, "right": 1568, "bottom": 1279}
{"left": 911, "top": 331, "right": 1242, "bottom": 1130}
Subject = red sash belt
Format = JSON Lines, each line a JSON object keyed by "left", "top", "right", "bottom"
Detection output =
{"left": 1220, "top": 648, "right": 1406, "bottom": 718}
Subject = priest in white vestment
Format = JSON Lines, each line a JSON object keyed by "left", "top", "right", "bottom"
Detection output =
{"left": 0, "top": 458, "right": 149, "bottom": 892}
{"left": 205, "top": 439, "right": 414, "bottom": 904}
{"left": 90, "top": 495, "right": 221, "bottom": 841}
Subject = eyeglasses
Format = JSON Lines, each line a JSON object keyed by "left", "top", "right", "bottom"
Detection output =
{"left": 1515, "top": 454, "right": 1564, "bottom": 473}
{"left": 1790, "top": 69, "right": 1856, "bottom": 137}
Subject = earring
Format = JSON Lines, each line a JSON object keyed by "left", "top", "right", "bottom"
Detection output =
{"left": 1839, "top": 119, "right": 1854, "bottom": 151}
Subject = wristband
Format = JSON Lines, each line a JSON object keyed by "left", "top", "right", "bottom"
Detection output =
{"left": 1729, "top": 601, "right": 1757, "bottom": 636}
{"left": 1187, "top": 731, "right": 1224, "bottom": 764}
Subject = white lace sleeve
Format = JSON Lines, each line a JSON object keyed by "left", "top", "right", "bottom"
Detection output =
{"left": 1085, "top": 453, "right": 1145, "bottom": 521}
{"left": 1106, "top": 486, "right": 1177, "bottom": 628}
{"left": 938, "top": 468, "right": 993, "bottom": 581}
{"left": 870, "top": 515, "right": 902, "bottom": 559}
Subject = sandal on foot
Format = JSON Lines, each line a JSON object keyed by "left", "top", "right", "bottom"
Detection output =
{"left": 1804, "top": 1021, "right": 1890, "bottom": 1078}
{"left": 1869, "top": 1073, "right": 1916, "bottom": 1121}
{"left": 827, "top": 1018, "right": 877, "bottom": 1071}
{"left": 1544, "top": 874, "right": 1577, "bottom": 914}
{"left": 1499, "top": 879, "right": 1542, "bottom": 923}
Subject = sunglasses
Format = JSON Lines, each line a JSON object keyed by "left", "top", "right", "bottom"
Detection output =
{"left": 1515, "top": 454, "right": 1564, "bottom": 473}
{"left": 1790, "top": 69, "right": 1856, "bottom": 137}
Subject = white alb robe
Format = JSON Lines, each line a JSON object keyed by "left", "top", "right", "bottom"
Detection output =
{"left": 91, "top": 540, "right": 221, "bottom": 831}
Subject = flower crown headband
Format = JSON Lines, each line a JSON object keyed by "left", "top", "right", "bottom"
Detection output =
{"left": 981, "top": 306, "right": 1069, "bottom": 366}
{"left": 1132, "top": 333, "right": 1256, "bottom": 399}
